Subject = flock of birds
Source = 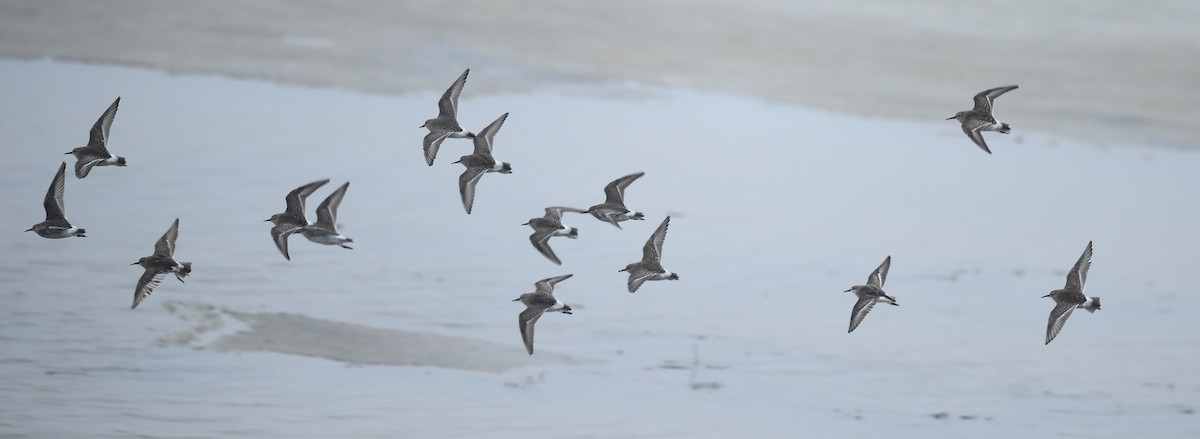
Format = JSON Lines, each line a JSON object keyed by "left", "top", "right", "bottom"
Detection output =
{"left": 23, "top": 70, "right": 1099, "bottom": 355}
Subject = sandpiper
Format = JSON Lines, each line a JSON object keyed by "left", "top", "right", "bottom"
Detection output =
{"left": 421, "top": 69, "right": 475, "bottom": 166}
{"left": 301, "top": 181, "right": 353, "bottom": 250}
{"left": 66, "top": 97, "right": 127, "bottom": 178}
{"left": 514, "top": 274, "right": 574, "bottom": 355}
{"left": 453, "top": 112, "right": 512, "bottom": 214}
{"left": 26, "top": 162, "right": 86, "bottom": 238}
{"left": 523, "top": 206, "right": 587, "bottom": 265}
{"left": 620, "top": 216, "right": 679, "bottom": 293}
{"left": 131, "top": 218, "right": 192, "bottom": 309}
{"left": 265, "top": 178, "right": 329, "bottom": 260}
{"left": 585, "top": 172, "right": 645, "bottom": 229}
{"left": 947, "top": 85, "right": 1018, "bottom": 154}
{"left": 1043, "top": 241, "right": 1101, "bottom": 345}
{"left": 844, "top": 256, "right": 898, "bottom": 333}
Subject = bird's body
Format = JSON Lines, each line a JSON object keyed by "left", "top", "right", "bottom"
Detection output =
{"left": 27, "top": 162, "right": 86, "bottom": 239}
{"left": 844, "top": 256, "right": 898, "bottom": 333}
{"left": 421, "top": 69, "right": 475, "bottom": 166}
{"left": 948, "top": 85, "right": 1018, "bottom": 154}
{"left": 1043, "top": 241, "right": 1101, "bottom": 345}
{"left": 301, "top": 181, "right": 353, "bottom": 249}
{"left": 454, "top": 113, "right": 512, "bottom": 214}
{"left": 586, "top": 172, "right": 646, "bottom": 229}
{"left": 266, "top": 178, "right": 329, "bottom": 260}
{"left": 131, "top": 218, "right": 192, "bottom": 309}
{"left": 514, "top": 274, "right": 575, "bottom": 355}
{"left": 66, "top": 97, "right": 127, "bottom": 178}
{"left": 620, "top": 216, "right": 678, "bottom": 292}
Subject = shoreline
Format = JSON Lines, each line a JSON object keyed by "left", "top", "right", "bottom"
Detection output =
{"left": 1, "top": 0, "right": 1197, "bottom": 150}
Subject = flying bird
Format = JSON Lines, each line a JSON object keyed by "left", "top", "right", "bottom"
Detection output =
{"left": 523, "top": 206, "right": 586, "bottom": 265}
{"left": 66, "top": 97, "right": 127, "bottom": 178}
{"left": 421, "top": 69, "right": 475, "bottom": 165}
{"left": 26, "top": 162, "right": 86, "bottom": 238}
{"left": 844, "top": 256, "right": 898, "bottom": 333}
{"left": 265, "top": 178, "right": 329, "bottom": 260}
{"left": 514, "top": 274, "right": 575, "bottom": 355}
{"left": 301, "top": 181, "right": 354, "bottom": 250}
{"left": 619, "top": 216, "right": 679, "bottom": 292}
{"left": 947, "top": 85, "right": 1018, "bottom": 154}
{"left": 453, "top": 113, "right": 512, "bottom": 214}
{"left": 1043, "top": 241, "right": 1101, "bottom": 345}
{"left": 585, "top": 172, "right": 645, "bottom": 229}
{"left": 131, "top": 218, "right": 192, "bottom": 309}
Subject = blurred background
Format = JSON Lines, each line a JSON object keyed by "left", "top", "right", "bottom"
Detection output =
{"left": 1, "top": 1, "right": 1197, "bottom": 438}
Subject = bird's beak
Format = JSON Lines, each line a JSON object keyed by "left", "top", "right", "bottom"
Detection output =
{"left": 1041, "top": 293, "right": 1052, "bottom": 298}
{"left": 945, "top": 116, "right": 956, "bottom": 120}
{"left": 843, "top": 288, "right": 853, "bottom": 292}
{"left": 618, "top": 268, "right": 627, "bottom": 272}
{"left": 24, "top": 227, "right": 33, "bottom": 232}
{"left": 130, "top": 261, "right": 139, "bottom": 265}
{"left": 512, "top": 298, "right": 520, "bottom": 302}
{"left": 263, "top": 218, "right": 272, "bottom": 222}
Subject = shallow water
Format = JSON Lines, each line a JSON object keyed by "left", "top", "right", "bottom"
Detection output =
{"left": 1, "top": 59, "right": 1198, "bottom": 437}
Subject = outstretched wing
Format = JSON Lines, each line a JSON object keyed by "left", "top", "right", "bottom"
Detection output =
{"left": 534, "top": 274, "right": 574, "bottom": 294}
{"left": 44, "top": 162, "right": 68, "bottom": 221}
{"left": 1063, "top": 241, "right": 1093, "bottom": 293}
{"left": 867, "top": 256, "right": 891, "bottom": 288}
{"left": 132, "top": 268, "right": 165, "bottom": 309}
{"left": 270, "top": 223, "right": 302, "bottom": 260}
{"left": 627, "top": 269, "right": 657, "bottom": 293}
{"left": 86, "top": 97, "right": 120, "bottom": 153}
{"left": 642, "top": 216, "right": 670, "bottom": 262}
{"left": 284, "top": 179, "right": 330, "bottom": 217}
{"left": 518, "top": 306, "right": 547, "bottom": 355}
{"left": 544, "top": 206, "right": 586, "bottom": 221}
{"left": 1045, "top": 301, "right": 1077, "bottom": 345}
{"left": 603, "top": 172, "right": 644, "bottom": 205}
{"left": 530, "top": 230, "right": 562, "bottom": 265}
{"left": 458, "top": 167, "right": 488, "bottom": 214}
{"left": 472, "top": 112, "right": 509, "bottom": 155}
{"left": 848, "top": 296, "right": 878, "bottom": 333}
{"left": 314, "top": 182, "right": 349, "bottom": 229}
{"left": 438, "top": 69, "right": 469, "bottom": 120}
{"left": 972, "top": 85, "right": 1018, "bottom": 113}
{"left": 961, "top": 121, "right": 993, "bottom": 154}
{"left": 154, "top": 218, "right": 180, "bottom": 257}
{"left": 423, "top": 130, "right": 454, "bottom": 166}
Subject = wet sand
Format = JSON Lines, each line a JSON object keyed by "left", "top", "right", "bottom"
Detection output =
{"left": 1, "top": 0, "right": 1198, "bottom": 149}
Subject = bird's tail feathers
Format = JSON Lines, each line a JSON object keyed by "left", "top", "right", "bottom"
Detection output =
{"left": 176, "top": 262, "right": 192, "bottom": 282}
{"left": 998, "top": 123, "right": 1012, "bottom": 134}
{"left": 566, "top": 227, "right": 579, "bottom": 239}
{"left": 1085, "top": 297, "right": 1101, "bottom": 313}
